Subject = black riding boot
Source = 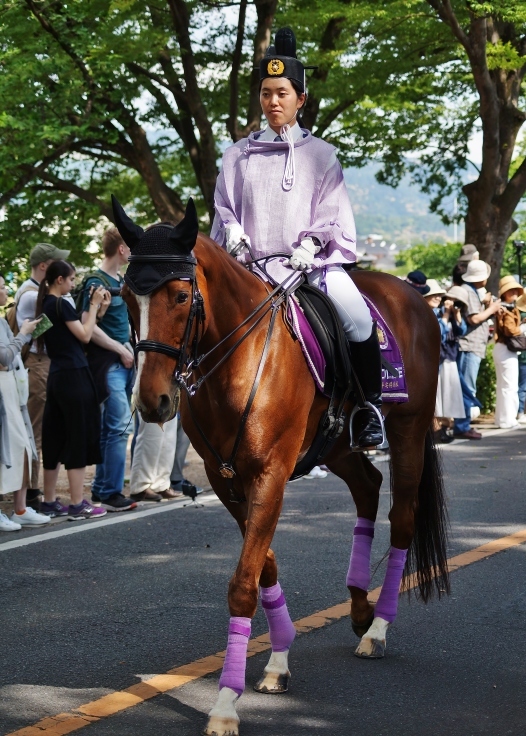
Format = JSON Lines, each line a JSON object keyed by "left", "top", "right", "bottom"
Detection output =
{"left": 350, "top": 324, "right": 384, "bottom": 448}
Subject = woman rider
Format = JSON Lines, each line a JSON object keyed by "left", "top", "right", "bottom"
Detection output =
{"left": 211, "top": 27, "right": 383, "bottom": 449}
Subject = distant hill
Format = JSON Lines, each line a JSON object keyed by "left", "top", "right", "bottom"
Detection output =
{"left": 344, "top": 165, "right": 462, "bottom": 247}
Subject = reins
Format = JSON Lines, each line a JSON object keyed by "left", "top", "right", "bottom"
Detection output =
{"left": 129, "top": 248, "right": 303, "bottom": 502}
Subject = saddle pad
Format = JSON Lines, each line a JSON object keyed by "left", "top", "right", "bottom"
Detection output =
{"left": 288, "top": 294, "right": 408, "bottom": 403}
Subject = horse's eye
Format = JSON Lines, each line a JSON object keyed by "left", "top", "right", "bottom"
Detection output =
{"left": 177, "top": 292, "right": 189, "bottom": 304}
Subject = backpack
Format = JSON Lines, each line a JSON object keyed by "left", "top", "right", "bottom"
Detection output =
{"left": 5, "top": 284, "right": 39, "bottom": 362}
{"left": 71, "top": 270, "right": 113, "bottom": 312}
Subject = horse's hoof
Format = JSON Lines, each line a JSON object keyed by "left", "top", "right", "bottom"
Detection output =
{"left": 202, "top": 715, "right": 239, "bottom": 736}
{"left": 354, "top": 636, "right": 386, "bottom": 659}
{"left": 253, "top": 670, "right": 290, "bottom": 694}
{"left": 350, "top": 613, "right": 374, "bottom": 638}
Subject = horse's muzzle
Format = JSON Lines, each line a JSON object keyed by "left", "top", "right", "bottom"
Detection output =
{"left": 135, "top": 389, "right": 180, "bottom": 425}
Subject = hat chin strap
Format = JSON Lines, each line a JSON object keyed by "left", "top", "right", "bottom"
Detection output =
{"left": 279, "top": 111, "right": 300, "bottom": 192}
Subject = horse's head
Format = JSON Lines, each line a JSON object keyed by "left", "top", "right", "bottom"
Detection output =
{"left": 112, "top": 195, "right": 201, "bottom": 424}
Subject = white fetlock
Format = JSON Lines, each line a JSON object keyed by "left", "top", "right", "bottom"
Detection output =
{"left": 254, "top": 650, "right": 291, "bottom": 694}
{"left": 203, "top": 687, "right": 240, "bottom": 736}
{"left": 354, "top": 617, "right": 389, "bottom": 659}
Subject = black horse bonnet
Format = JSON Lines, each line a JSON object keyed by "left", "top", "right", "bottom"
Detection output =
{"left": 111, "top": 195, "right": 199, "bottom": 295}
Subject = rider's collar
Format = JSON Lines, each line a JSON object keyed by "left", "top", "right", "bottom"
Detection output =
{"left": 258, "top": 124, "right": 304, "bottom": 142}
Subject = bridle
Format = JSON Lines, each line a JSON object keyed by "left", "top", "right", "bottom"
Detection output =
{"left": 128, "top": 253, "right": 206, "bottom": 382}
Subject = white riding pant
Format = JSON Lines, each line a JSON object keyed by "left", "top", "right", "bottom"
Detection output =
{"left": 130, "top": 413, "right": 178, "bottom": 494}
{"left": 307, "top": 265, "right": 373, "bottom": 343}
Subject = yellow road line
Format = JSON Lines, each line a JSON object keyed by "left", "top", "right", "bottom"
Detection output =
{"left": 8, "top": 528, "right": 526, "bottom": 736}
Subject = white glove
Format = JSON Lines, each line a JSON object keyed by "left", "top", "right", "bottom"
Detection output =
{"left": 289, "top": 237, "right": 321, "bottom": 271}
{"left": 225, "top": 223, "right": 251, "bottom": 256}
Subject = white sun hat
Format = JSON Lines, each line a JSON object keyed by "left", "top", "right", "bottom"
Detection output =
{"left": 461, "top": 260, "right": 491, "bottom": 283}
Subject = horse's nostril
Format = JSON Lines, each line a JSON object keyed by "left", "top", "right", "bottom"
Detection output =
{"left": 158, "top": 394, "right": 172, "bottom": 417}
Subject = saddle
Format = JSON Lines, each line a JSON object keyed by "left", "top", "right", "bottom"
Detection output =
{"left": 288, "top": 281, "right": 408, "bottom": 480}
{"left": 288, "top": 283, "right": 352, "bottom": 481}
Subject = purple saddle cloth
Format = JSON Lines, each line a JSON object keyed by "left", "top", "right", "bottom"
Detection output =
{"left": 288, "top": 293, "right": 408, "bottom": 403}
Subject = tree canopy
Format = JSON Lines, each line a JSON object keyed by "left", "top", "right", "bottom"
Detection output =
{"left": 0, "top": 1, "right": 525, "bottom": 289}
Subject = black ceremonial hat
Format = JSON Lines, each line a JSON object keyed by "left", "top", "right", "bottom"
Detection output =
{"left": 259, "top": 28, "right": 310, "bottom": 91}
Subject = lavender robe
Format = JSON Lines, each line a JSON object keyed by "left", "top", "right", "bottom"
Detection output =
{"left": 211, "top": 129, "right": 357, "bottom": 283}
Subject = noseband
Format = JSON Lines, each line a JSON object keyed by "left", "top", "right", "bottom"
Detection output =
{"left": 127, "top": 253, "right": 205, "bottom": 380}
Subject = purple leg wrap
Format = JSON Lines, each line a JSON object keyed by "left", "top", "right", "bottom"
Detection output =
{"left": 218, "top": 616, "right": 251, "bottom": 696}
{"left": 374, "top": 546, "right": 408, "bottom": 623}
{"left": 346, "top": 517, "right": 375, "bottom": 590}
{"left": 261, "top": 582, "right": 296, "bottom": 652}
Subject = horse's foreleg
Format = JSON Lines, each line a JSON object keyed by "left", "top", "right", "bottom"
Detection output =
{"left": 204, "top": 471, "right": 289, "bottom": 736}
{"left": 254, "top": 548, "right": 296, "bottom": 694}
{"left": 355, "top": 416, "right": 424, "bottom": 659}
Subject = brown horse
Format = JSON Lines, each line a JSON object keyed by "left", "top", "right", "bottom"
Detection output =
{"left": 118, "top": 200, "right": 448, "bottom": 736}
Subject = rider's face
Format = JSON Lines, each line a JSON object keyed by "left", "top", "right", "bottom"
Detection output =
{"left": 260, "top": 78, "right": 305, "bottom": 132}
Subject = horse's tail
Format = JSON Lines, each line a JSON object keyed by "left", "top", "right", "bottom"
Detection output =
{"left": 402, "top": 427, "right": 450, "bottom": 602}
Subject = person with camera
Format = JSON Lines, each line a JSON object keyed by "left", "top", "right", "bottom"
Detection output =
{"left": 35, "top": 261, "right": 109, "bottom": 520}
{"left": 81, "top": 227, "right": 137, "bottom": 512}
{"left": 454, "top": 260, "right": 501, "bottom": 440}
{"left": 424, "top": 280, "right": 467, "bottom": 443}
{"left": 0, "top": 273, "right": 51, "bottom": 530}
{"left": 493, "top": 275, "right": 524, "bottom": 429}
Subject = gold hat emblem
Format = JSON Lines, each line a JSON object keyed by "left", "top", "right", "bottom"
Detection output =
{"left": 267, "top": 59, "right": 285, "bottom": 75}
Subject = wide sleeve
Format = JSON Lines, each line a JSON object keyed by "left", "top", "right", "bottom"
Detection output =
{"left": 210, "top": 147, "right": 245, "bottom": 248}
{"left": 298, "top": 155, "right": 356, "bottom": 268}
{"left": 0, "top": 319, "right": 31, "bottom": 369}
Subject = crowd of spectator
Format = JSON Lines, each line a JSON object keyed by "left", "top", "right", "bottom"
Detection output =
{"left": 405, "top": 243, "right": 526, "bottom": 443}
{"left": 0, "top": 232, "right": 200, "bottom": 533}
{"left": 1, "top": 233, "right": 524, "bottom": 529}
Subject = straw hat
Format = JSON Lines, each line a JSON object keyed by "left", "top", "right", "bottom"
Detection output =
{"left": 516, "top": 294, "right": 526, "bottom": 311}
{"left": 425, "top": 279, "right": 446, "bottom": 297}
{"left": 498, "top": 274, "right": 524, "bottom": 297}
{"left": 462, "top": 260, "right": 491, "bottom": 282}
{"left": 457, "top": 244, "right": 479, "bottom": 263}
{"left": 445, "top": 285, "right": 469, "bottom": 307}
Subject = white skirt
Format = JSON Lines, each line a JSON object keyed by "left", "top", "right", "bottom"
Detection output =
{"left": 0, "top": 371, "right": 32, "bottom": 493}
{"left": 435, "top": 359, "right": 465, "bottom": 419}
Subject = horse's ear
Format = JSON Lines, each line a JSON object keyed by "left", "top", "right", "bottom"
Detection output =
{"left": 111, "top": 195, "right": 145, "bottom": 250}
{"left": 170, "top": 198, "right": 199, "bottom": 254}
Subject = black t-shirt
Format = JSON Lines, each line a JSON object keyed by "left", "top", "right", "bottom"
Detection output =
{"left": 43, "top": 295, "right": 89, "bottom": 374}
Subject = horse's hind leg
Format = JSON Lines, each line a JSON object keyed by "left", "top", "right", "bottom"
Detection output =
{"left": 326, "top": 450, "right": 382, "bottom": 638}
{"left": 355, "top": 415, "right": 427, "bottom": 659}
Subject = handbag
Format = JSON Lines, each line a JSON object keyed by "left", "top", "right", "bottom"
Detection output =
{"left": 12, "top": 354, "right": 29, "bottom": 406}
{"left": 505, "top": 334, "right": 526, "bottom": 352}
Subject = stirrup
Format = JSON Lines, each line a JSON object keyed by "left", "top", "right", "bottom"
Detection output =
{"left": 349, "top": 401, "right": 386, "bottom": 453}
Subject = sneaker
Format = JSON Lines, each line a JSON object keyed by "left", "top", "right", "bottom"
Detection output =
{"left": 91, "top": 492, "right": 102, "bottom": 505}
{"left": 99, "top": 493, "right": 137, "bottom": 512}
{"left": 11, "top": 507, "right": 51, "bottom": 526}
{"left": 304, "top": 466, "right": 328, "bottom": 479}
{"left": 518, "top": 413, "right": 526, "bottom": 424}
{"left": 0, "top": 511, "right": 21, "bottom": 532}
{"left": 40, "top": 500, "right": 69, "bottom": 518}
{"left": 68, "top": 500, "right": 107, "bottom": 520}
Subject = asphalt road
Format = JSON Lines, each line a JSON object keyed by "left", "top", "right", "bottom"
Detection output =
{"left": 1, "top": 428, "right": 526, "bottom": 736}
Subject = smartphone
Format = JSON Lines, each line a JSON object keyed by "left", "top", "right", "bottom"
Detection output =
{"left": 32, "top": 314, "right": 53, "bottom": 339}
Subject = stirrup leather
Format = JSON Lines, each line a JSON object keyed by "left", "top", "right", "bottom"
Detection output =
{"left": 349, "top": 401, "right": 386, "bottom": 452}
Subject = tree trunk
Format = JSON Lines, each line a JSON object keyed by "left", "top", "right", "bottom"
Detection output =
{"left": 463, "top": 184, "right": 517, "bottom": 293}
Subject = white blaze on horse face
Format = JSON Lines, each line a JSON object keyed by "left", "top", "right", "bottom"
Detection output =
{"left": 132, "top": 294, "right": 150, "bottom": 401}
